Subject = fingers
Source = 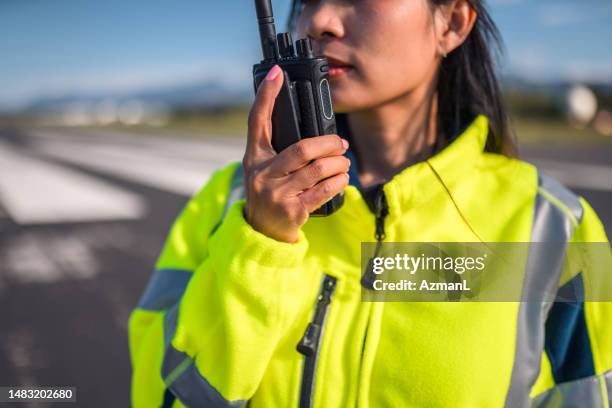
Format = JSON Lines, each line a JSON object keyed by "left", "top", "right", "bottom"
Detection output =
{"left": 298, "top": 173, "right": 349, "bottom": 213}
{"left": 268, "top": 134, "right": 349, "bottom": 176}
{"left": 285, "top": 155, "right": 351, "bottom": 193}
{"left": 245, "top": 65, "right": 284, "bottom": 165}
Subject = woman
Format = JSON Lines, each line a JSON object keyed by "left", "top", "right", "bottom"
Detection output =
{"left": 129, "top": 0, "right": 612, "bottom": 407}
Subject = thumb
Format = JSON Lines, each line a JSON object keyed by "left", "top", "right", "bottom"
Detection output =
{"left": 247, "top": 65, "right": 284, "bottom": 157}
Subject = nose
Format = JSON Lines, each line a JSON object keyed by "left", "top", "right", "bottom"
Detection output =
{"left": 304, "top": 2, "right": 345, "bottom": 44}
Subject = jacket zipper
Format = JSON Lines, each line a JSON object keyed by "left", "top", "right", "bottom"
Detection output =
{"left": 297, "top": 274, "right": 337, "bottom": 408}
{"left": 358, "top": 185, "right": 388, "bottom": 407}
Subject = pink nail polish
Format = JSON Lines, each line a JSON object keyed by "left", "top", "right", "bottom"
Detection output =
{"left": 265, "top": 65, "right": 281, "bottom": 81}
{"left": 342, "top": 139, "right": 349, "bottom": 149}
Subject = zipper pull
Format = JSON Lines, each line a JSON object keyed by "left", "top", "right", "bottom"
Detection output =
{"left": 297, "top": 323, "right": 320, "bottom": 357}
{"left": 364, "top": 183, "right": 388, "bottom": 241}
{"left": 297, "top": 275, "right": 337, "bottom": 356}
{"left": 374, "top": 188, "right": 388, "bottom": 241}
{"left": 362, "top": 186, "right": 388, "bottom": 290}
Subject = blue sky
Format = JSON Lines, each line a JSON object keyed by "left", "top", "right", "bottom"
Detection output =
{"left": 0, "top": 0, "right": 611, "bottom": 110}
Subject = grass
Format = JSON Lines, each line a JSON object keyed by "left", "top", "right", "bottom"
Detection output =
{"left": 140, "top": 110, "right": 612, "bottom": 148}
{"left": 512, "top": 117, "right": 612, "bottom": 147}
{"left": 8, "top": 106, "right": 611, "bottom": 147}
{"left": 158, "top": 107, "right": 249, "bottom": 137}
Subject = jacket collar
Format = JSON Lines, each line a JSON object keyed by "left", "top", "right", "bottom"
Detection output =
{"left": 340, "top": 114, "right": 490, "bottom": 219}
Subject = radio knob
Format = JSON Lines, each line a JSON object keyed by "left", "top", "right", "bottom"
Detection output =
{"left": 277, "top": 32, "right": 295, "bottom": 58}
{"left": 296, "top": 38, "right": 314, "bottom": 58}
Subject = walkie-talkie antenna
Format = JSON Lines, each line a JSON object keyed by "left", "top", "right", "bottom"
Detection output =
{"left": 254, "top": 0, "right": 279, "bottom": 61}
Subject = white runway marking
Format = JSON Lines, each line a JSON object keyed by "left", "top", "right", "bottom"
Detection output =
{"left": 36, "top": 142, "right": 220, "bottom": 196}
{"left": 29, "top": 128, "right": 244, "bottom": 166}
{"left": 3, "top": 234, "right": 98, "bottom": 282}
{"left": 0, "top": 142, "right": 146, "bottom": 224}
{"left": 28, "top": 129, "right": 243, "bottom": 196}
{"left": 530, "top": 158, "right": 612, "bottom": 192}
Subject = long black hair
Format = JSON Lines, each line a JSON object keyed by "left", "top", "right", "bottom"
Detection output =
{"left": 287, "top": 0, "right": 516, "bottom": 157}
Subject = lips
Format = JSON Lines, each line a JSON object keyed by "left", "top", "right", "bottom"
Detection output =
{"left": 324, "top": 55, "right": 353, "bottom": 78}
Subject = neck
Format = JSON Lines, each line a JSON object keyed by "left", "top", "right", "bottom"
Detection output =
{"left": 347, "top": 75, "right": 440, "bottom": 189}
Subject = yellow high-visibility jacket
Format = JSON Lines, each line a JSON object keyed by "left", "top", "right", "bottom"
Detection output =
{"left": 129, "top": 115, "right": 612, "bottom": 407}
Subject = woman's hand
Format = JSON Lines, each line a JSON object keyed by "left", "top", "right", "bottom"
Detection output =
{"left": 242, "top": 65, "right": 351, "bottom": 243}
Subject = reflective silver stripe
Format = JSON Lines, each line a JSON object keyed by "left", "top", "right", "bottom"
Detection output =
{"left": 534, "top": 174, "right": 584, "bottom": 238}
{"left": 137, "top": 269, "right": 191, "bottom": 311}
{"left": 532, "top": 370, "right": 612, "bottom": 407}
{"left": 210, "top": 164, "right": 245, "bottom": 236}
{"left": 505, "top": 173, "right": 584, "bottom": 407}
{"left": 223, "top": 163, "right": 245, "bottom": 219}
{"left": 539, "top": 173, "right": 584, "bottom": 226}
{"left": 606, "top": 370, "right": 612, "bottom": 406}
{"left": 161, "top": 305, "right": 246, "bottom": 408}
{"left": 163, "top": 303, "right": 179, "bottom": 350}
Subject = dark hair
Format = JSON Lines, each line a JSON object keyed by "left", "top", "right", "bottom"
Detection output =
{"left": 287, "top": 0, "right": 517, "bottom": 157}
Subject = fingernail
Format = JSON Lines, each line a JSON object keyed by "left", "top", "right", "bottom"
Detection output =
{"left": 342, "top": 139, "right": 349, "bottom": 149}
{"left": 345, "top": 173, "right": 350, "bottom": 180}
{"left": 265, "top": 65, "right": 281, "bottom": 81}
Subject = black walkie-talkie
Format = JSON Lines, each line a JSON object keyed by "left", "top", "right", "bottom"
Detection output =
{"left": 252, "top": 0, "right": 344, "bottom": 216}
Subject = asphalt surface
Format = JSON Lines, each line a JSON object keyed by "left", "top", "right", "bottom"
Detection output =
{"left": 0, "top": 126, "right": 610, "bottom": 407}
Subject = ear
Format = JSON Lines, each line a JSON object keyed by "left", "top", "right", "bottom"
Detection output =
{"left": 435, "top": 0, "right": 478, "bottom": 56}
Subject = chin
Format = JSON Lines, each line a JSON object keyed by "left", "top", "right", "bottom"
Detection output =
{"left": 331, "top": 101, "right": 355, "bottom": 114}
{"left": 330, "top": 89, "right": 358, "bottom": 113}
{"left": 331, "top": 95, "right": 371, "bottom": 113}
{"left": 330, "top": 81, "right": 374, "bottom": 112}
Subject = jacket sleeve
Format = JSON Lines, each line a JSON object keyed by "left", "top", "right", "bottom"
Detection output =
{"left": 128, "top": 162, "right": 312, "bottom": 407}
{"left": 531, "top": 197, "right": 612, "bottom": 407}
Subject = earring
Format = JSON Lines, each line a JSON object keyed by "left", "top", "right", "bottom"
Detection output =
{"left": 439, "top": 43, "right": 448, "bottom": 59}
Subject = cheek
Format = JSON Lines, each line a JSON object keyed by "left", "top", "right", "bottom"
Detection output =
{"left": 349, "top": 1, "right": 437, "bottom": 103}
